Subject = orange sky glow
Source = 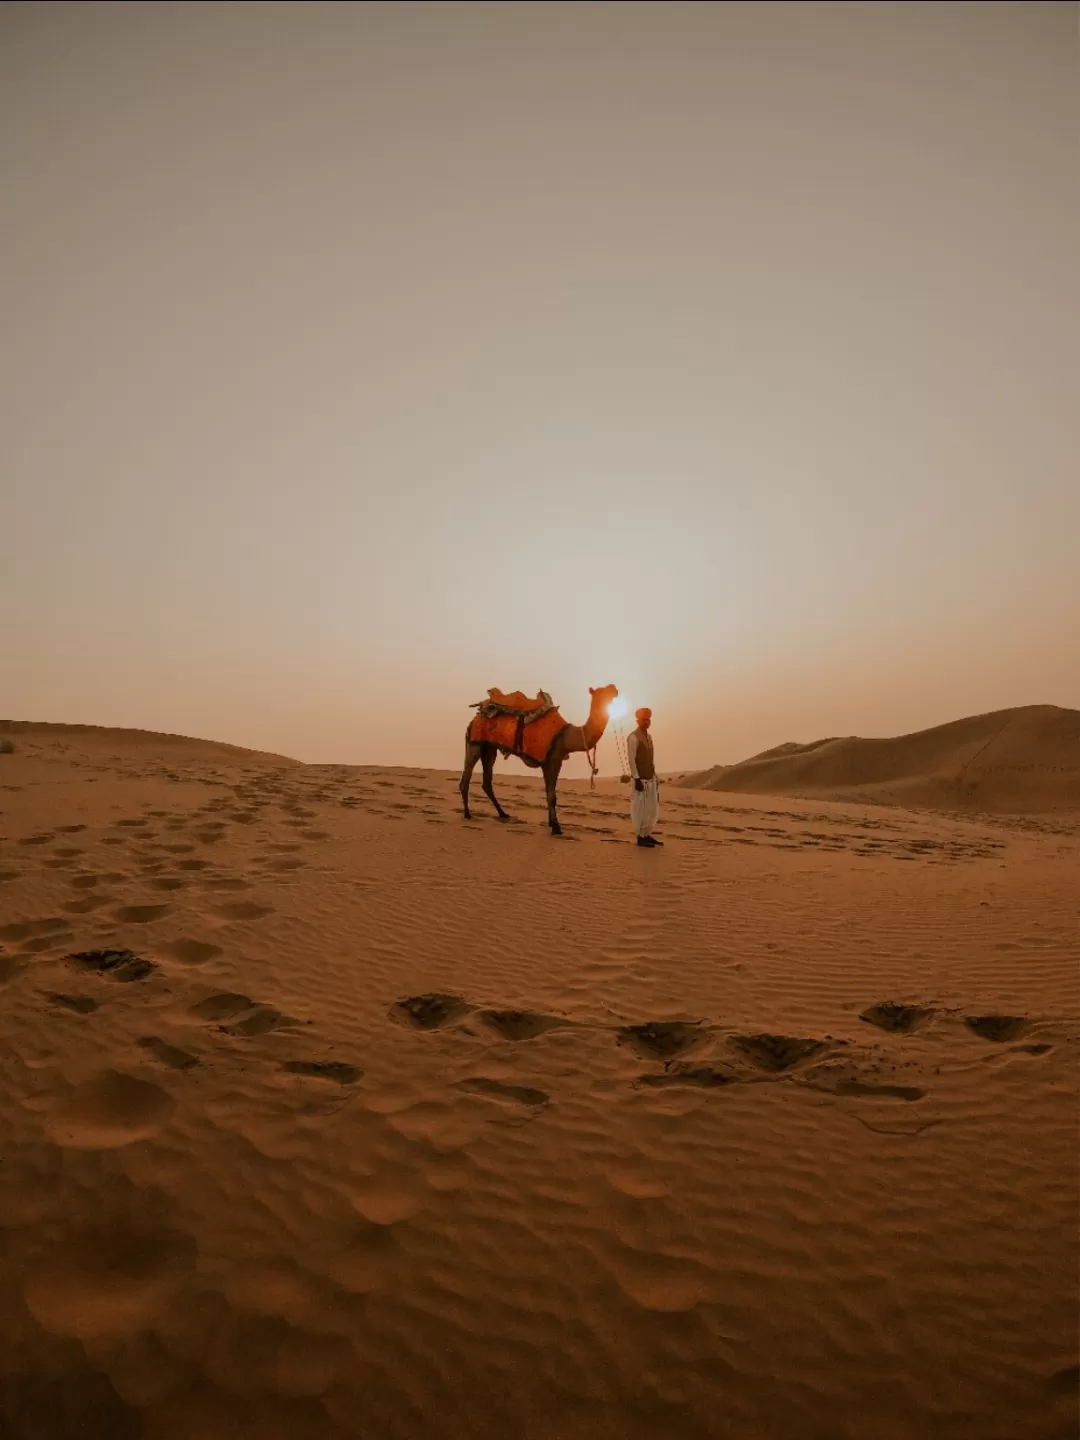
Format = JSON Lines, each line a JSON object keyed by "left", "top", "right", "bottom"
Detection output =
{"left": 3, "top": 1, "right": 1076, "bottom": 774}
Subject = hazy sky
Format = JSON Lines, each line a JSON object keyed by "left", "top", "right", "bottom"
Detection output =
{"left": 3, "top": 1, "right": 1077, "bottom": 772}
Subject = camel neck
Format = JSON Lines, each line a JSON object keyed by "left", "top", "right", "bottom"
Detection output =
{"left": 582, "top": 707, "right": 608, "bottom": 748}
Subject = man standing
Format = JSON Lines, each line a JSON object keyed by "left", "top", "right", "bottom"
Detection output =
{"left": 626, "top": 707, "right": 662, "bottom": 847}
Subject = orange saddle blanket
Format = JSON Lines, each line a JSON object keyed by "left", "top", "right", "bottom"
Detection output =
{"left": 468, "top": 707, "right": 569, "bottom": 764}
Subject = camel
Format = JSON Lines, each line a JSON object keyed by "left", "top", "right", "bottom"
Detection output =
{"left": 460, "top": 684, "right": 619, "bottom": 836}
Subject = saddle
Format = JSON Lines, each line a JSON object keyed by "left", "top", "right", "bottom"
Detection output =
{"left": 468, "top": 688, "right": 567, "bottom": 763}
{"left": 470, "top": 688, "right": 555, "bottom": 722}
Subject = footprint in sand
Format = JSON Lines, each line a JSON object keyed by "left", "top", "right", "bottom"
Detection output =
{"left": 0, "top": 870, "right": 20, "bottom": 884}
{"left": 1047, "top": 1365, "right": 1079, "bottom": 1397}
{"left": 0, "top": 918, "right": 69, "bottom": 944}
{"left": 20, "top": 930, "right": 76, "bottom": 954}
{"left": 829, "top": 1078, "right": 926, "bottom": 1102}
{"left": 222, "top": 1006, "right": 296, "bottom": 1036}
{"left": 609, "top": 1247, "right": 714, "bottom": 1314}
{"left": 63, "top": 895, "right": 114, "bottom": 914}
{"left": 618, "top": 1021, "right": 707, "bottom": 1062}
{"left": 727, "top": 1033, "right": 830, "bottom": 1073}
{"left": 1, "top": 952, "right": 25, "bottom": 987}
{"left": 163, "top": 939, "right": 222, "bottom": 966}
{"left": 46, "top": 1069, "right": 174, "bottom": 1149}
{"left": 454, "top": 1076, "right": 549, "bottom": 1108}
{"left": 189, "top": 991, "right": 298, "bottom": 1036}
{"left": 213, "top": 900, "right": 272, "bottom": 921}
{"left": 23, "top": 1223, "right": 195, "bottom": 1341}
{"left": 474, "top": 1009, "right": 570, "bottom": 1042}
{"left": 390, "top": 993, "right": 473, "bottom": 1030}
{"left": 283, "top": 1059, "right": 362, "bottom": 1084}
{"left": 69, "top": 948, "right": 156, "bottom": 983}
{"left": 799, "top": 1058, "right": 931, "bottom": 1109}
{"left": 46, "top": 992, "right": 100, "bottom": 1014}
{"left": 138, "top": 1036, "right": 199, "bottom": 1070}
{"left": 637, "top": 1063, "right": 738, "bottom": 1090}
{"left": 188, "top": 991, "right": 256, "bottom": 1022}
{"left": 859, "top": 1002, "right": 934, "bottom": 1035}
{"left": 605, "top": 1166, "right": 672, "bottom": 1199}
{"left": 965, "top": 1014, "right": 1030, "bottom": 1043}
{"left": 341, "top": 1190, "right": 420, "bottom": 1237}
{"left": 113, "top": 904, "right": 173, "bottom": 925}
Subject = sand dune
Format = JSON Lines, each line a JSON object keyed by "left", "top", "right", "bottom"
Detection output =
{"left": 0, "top": 720, "right": 300, "bottom": 768}
{"left": 0, "top": 723, "right": 1076, "bottom": 1438}
{"left": 679, "top": 704, "right": 1080, "bottom": 813}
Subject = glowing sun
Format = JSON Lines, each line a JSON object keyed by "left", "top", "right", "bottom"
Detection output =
{"left": 607, "top": 697, "right": 628, "bottom": 720}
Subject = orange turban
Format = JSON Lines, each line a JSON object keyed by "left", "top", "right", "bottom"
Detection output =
{"left": 635, "top": 707, "right": 652, "bottom": 722}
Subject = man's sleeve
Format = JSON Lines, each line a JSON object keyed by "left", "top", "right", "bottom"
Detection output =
{"left": 626, "top": 733, "right": 639, "bottom": 778}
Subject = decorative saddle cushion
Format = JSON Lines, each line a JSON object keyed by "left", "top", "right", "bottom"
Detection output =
{"left": 468, "top": 705, "right": 569, "bottom": 763}
{"left": 471, "top": 688, "right": 554, "bottom": 719}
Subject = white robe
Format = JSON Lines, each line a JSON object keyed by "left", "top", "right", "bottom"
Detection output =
{"left": 626, "top": 732, "right": 660, "bottom": 838}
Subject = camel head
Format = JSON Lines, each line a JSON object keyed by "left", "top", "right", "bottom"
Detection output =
{"left": 586, "top": 685, "right": 620, "bottom": 738}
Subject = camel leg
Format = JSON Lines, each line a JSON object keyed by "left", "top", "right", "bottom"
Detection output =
{"left": 481, "top": 745, "right": 511, "bottom": 820}
{"left": 460, "top": 740, "right": 483, "bottom": 819}
{"left": 543, "top": 757, "right": 563, "bottom": 835}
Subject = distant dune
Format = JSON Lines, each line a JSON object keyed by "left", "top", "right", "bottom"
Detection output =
{"left": 677, "top": 705, "right": 1080, "bottom": 813}
{"left": 0, "top": 720, "right": 300, "bottom": 768}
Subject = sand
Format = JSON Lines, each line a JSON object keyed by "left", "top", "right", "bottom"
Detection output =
{"left": 0, "top": 722, "right": 1076, "bottom": 1439}
{"left": 679, "top": 704, "right": 1080, "bottom": 813}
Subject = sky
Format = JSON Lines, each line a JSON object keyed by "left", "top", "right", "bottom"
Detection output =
{"left": 3, "top": 0, "right": 1077, "bottom": 773}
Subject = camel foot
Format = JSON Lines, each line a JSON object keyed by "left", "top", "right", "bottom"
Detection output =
{"left": 496, "top": 813, "right": 512, "bottom": 823}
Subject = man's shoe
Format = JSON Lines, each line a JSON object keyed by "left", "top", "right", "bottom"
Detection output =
{"left": 637, "top": 835, "right": 657, "bottom": 847}
{"left": 649, "top": 836, "right": 664, "bottom": 845}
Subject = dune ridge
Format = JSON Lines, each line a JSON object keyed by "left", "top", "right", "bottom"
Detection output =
{"left": 678, "top": 704, "right": 1080, "bottom": 813}
{"left": 0, "top": 721, "right": 300, "bottom": 767}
